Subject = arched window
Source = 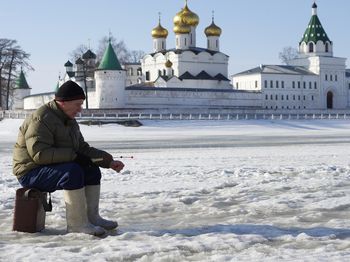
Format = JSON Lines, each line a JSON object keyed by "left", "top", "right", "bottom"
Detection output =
{"left": 325, "top": 42, "right": 329, "bottom": 53}
{"left": 309, "top": 42, "right": 314, "bottom": 53}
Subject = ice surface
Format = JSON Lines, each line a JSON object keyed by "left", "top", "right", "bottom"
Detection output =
{"left": 1, "top": 119, "right": 350, "bottom": 261}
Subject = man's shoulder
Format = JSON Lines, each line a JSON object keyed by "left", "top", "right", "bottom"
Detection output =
{"left": 31, "top": 103, "right": 51, "bottom": 119}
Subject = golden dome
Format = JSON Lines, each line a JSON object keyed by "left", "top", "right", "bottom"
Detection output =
{"left": 173, "top": 22, "right": 191, "bottom": 34}
{"left": 173, "top": 1, "right": 199, "bottom": 27}
{"left": 152, "top": 23, "right": 168, "bottom": 38}
{"left": 205, "top": 20, "right": 222, "bottom": 37}
{"left": 165, "top": 60, "right": 173, "bottom": 68}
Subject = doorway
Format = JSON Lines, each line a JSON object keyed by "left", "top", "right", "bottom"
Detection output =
{"left": 327, "top": 91, "right": 333, "bottom": 109}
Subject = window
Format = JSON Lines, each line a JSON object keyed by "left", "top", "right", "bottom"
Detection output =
{"left": 265, "top": 94, "right": 268, "bottom": 100}
{"left": 293, "top": 95, "right": 296, "bottom": 100}
{"left": 270, "top": 80, "right": 273, "bottom": 88}
{"left": 314, "top": 82, "right": 317, "bottom": 89}
{"left": 163, "top": 69, "right": 166, "bottom": 75}
{"left": 275, "top": 95, "right": 278, "bottom": 100}
{"left": 309, "top": 42, "right": 314, "bottom": 52}
{"left": 349, "top": 83, "right": 350, "bottom": 89}
{"left": 298, "top": 95, "right": 301, "bottom": 100}
{"left": 298, "top": 81, "right": 301, "bottom": 88}
{"left": 282, "top": 81, "right": 285, "bottom": 88}
{"left": 281, "top": 95, "right": 284, "bottom": 100}
{"left": 146, "top": 71, "right": 150, "bottom": 81}
{"left": 158, "top": 70, "right": 162, "bottom": 76}
{"left": 216, "top": 40, "right": 218, "bottom": 48}
{"left": 325, "top": 74, "right": 328, "bottom": 81}
{"left": 162, "top": 41, "right": 164, "bottom": 49}
{"left": 292, "top": 81, "right": 295, "bottom": 88}
{"left": 330, "top": 75, "right": 333, "bottom": 81}
{"left": 303, "top": 95, "right": 306, "bottom": 100}
{"left": 312, "top": 95, "right": 314, "bottom": 101}
{"left": 325, "top": 42, "right": 329, "bottom": 53}
{"left": 255, "top": 81, "right": 258, "bottom": 88}
{"left": 335, "top": 75, "right": 338, "bottom": 81}
{"left": 303, "top": 82, "right": 306, "bottom": 89}
{"left": 270, "top": 94, "right": 273, "bottom": 100}
{"left": 276, "top": 81, "right": 279, "bottom": 88}
{"left": 264, "top": 80, "right": 268, "bottom": 88}
{"left": 236, "top": 82, "right": 239, "bottom": 88}
{"left": 309, "top": 82, "right": 312, "bottom": 89}
{"left": 286, "top": 95, "right": 289, "bottom": 100}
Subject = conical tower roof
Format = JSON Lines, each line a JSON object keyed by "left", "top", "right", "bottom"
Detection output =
{"left": 98, "top": 42, "right": 122, "bottom": 70}
{"left": 300, "top": 3, "right": 331, "bottom": 45}
{"left": 15, "top": 70, "right": 30, "bottom": 89}
{"left": 82, "top": 49, "right": 97, "bottom": 59}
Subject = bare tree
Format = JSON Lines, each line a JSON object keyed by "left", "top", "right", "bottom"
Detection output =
{"left": 0, "top": 39, "right": 32, "bottom": 109}
{"left": 279, "top": 46, "right": 298, "bottom": 65}
{"left": 96, "top": 35, "right": 131, "bottom": 64}
{"left": 129, "top": 50, "right": 146, "bottom": 63}
{"left": 69, "top": 44, "right": 89, "bottom": 62}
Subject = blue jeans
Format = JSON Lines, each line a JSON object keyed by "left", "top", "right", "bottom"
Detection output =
{"left": 18, "top": 162, "right": 101, "bottom": 192}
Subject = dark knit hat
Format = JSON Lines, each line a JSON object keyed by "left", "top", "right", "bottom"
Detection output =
{"left": 55, "top": 81, "right": 86, "bottom": 101}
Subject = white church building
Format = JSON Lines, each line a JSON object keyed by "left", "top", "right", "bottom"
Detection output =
{"left": 232, "top": 2, "right": 350, "bottom": 110}
{"left": 15, "top": 2, "right": 350, "bottom": 111}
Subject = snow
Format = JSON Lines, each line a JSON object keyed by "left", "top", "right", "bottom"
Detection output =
{"left": 1, "top": 118, "right": 350, "bottom": 261}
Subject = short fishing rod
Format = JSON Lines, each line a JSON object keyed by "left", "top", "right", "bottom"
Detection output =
{"left": 92, "top": 156, "right": 134, "bottom": 163}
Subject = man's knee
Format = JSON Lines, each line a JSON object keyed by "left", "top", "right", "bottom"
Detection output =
{"left": 59, "top": 163, "right": 85, "bottom": 190}
{"left": 84, "top": 165, "right": 102, "bottom": 185}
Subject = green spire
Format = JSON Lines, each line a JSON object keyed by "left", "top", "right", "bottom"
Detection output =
{"left": 15, "top": 69, "right": 30, "bottom": 89}
{"left": 98, "top": 42, "right": 122, "bottom": 70}
{"left": 300, "top": 3, "right": 331, "bottom": 45}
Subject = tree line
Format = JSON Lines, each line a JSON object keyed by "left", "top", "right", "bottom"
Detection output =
{"left": 0, "top": 38, "right": 32, "bottom": 110}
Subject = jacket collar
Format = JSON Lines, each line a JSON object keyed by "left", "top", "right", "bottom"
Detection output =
{"left": 48, "top": 100, "right": 74, "bottom": 125}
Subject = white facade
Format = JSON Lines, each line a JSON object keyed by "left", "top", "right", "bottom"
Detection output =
{"left": 20, "top": 2, "right": 350, "bottom": 112}
{"left": 95, "top": 70, "right": 126, "bottom": 108}
{"left": 232, "top": 3, "right": 349, "bottom": 111}
{"left": 13, "top": 89, "right": 30, "bottom": 110}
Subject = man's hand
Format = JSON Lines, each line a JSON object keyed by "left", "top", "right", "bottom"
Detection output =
{"left": 75, "top": 152, "right": 93, "bottom": 168}
{"left": 110, "top": 160, "right": 124, "bottom": 173}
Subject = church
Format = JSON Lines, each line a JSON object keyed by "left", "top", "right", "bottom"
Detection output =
{"left": 13, "top": 2, "right": 350, "bottom": 111}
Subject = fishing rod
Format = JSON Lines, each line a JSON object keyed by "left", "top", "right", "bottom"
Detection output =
{"left": 92, "top": 156, "right": 134, "bottom": 163}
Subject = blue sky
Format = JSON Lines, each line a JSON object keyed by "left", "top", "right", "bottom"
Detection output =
{"left": 1, "top": 0, "right": 349, "bottom": 94}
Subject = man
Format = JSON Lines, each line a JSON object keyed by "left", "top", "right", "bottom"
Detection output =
{"left": 13, "top": 80, "right": 124, "bottom": 236}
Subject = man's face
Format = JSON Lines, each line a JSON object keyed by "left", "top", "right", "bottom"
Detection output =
{"left": 59, "top": 99, "right": 84, "bottom": 119}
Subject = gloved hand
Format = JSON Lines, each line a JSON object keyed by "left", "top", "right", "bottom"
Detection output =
{"left": 74, "top": 152, "right": 93, "bottom": 168}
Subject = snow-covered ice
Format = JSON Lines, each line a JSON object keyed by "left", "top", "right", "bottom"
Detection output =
{"left": 1, "top": 118, "right": 350, "bottom": 261}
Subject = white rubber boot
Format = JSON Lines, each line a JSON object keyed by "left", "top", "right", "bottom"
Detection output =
{"left": 64, "top": 188, "right": 106, "bottom": 236}
{"left": 85, "top": 185, "right": 118, "bottom": 230}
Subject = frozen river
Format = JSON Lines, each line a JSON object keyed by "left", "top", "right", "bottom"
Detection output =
{"left": 1, "top": 119, "right": 350, "bottom": 261}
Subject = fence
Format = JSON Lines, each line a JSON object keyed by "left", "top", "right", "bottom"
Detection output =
{"left": 2, "top": 110, "right": 350, "bottom": 121}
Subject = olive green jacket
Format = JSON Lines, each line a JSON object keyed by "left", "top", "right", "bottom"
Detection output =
{"left": 13, "top": 100, "right": 112, "bottom": 178}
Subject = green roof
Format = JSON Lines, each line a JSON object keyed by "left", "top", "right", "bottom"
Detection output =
{"left": 98, "top": 42, "right": 122, "bottom": 70}
{"left": 15, "top": 70, "right": 30, "bottom": 89}
{"left": 300, "top": 13, "right": 331, "bottom": 45}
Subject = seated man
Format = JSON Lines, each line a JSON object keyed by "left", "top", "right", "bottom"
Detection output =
{"left": 13, "top": 80, "right": 124, "bottom": 236}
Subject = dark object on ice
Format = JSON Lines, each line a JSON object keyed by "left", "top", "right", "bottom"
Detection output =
{"left": 13, "top": 188, "right": 52, "bottom": 233}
